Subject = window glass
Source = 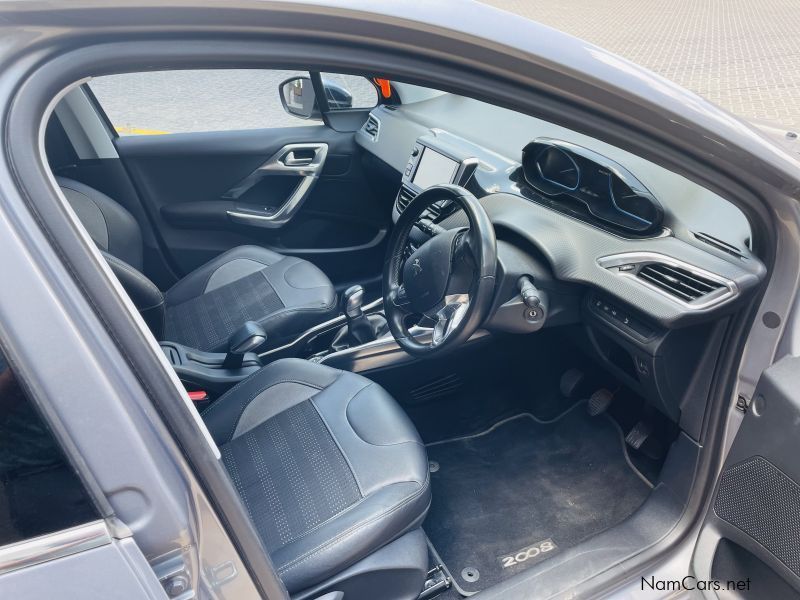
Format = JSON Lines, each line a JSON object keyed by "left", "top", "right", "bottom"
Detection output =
{"left": 89, "top": 69, "right": 319, "bottom": 135}
{"left": 0, "top": 349, "right": 98, "bottom": 545}
{"left": 319, "top": 73, "right": 379, "bottom": 110}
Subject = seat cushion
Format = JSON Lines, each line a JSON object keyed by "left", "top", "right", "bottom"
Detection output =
{"left": 163, "top": 246, "right": 337, "bottom": 352}
{"left": 203, "top": 359, "right": 431, "bottom": 593}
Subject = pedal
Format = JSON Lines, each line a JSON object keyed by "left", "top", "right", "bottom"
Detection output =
{"left": 625, "top": 420, "right": 652, "bottom": 450}
{"left": 560, "top": 368, "right": 585, "bottom": 399}
{"left": 587, "top": 388, "right": 614, "bottom": 416}
{"left": 418, "top": 565, "right": 450, "bottom": 599}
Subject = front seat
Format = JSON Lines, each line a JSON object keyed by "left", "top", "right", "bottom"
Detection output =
{"left": 202, "top": 359, "right": 431, "bottom": 594}
{"left": 57, "top": 177, "right": 338, "bottom": 351}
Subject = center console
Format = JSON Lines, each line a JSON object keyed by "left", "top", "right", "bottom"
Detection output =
{"left": 393, "top": 133, "right": 479, "bottom": 222}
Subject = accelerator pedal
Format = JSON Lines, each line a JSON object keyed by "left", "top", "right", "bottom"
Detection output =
{"left": 587, "top": 388, "right": 614, "bottom": 416}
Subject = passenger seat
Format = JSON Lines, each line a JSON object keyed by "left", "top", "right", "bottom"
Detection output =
{"left": 57, "top": 177, "right": 338, "bottom": 352}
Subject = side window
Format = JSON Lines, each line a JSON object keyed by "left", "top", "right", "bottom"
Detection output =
{"left": 319, "top": 73, "right": 379, "bottom": 110}
{"left": 0, "top": 348, "right": 98, "bottom": 545}
{"left": 89, "top": 69, "right": 320, "bottom": 135}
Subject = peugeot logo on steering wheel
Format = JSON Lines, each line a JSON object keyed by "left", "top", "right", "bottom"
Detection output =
{"left": 411, "top": 258, "right": 423, "bottom": 277}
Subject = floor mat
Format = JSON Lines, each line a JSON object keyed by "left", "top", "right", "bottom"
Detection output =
{"left": 424, "top": 404, "right": 652, "bottom": 594}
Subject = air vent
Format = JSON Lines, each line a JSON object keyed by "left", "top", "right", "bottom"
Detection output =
{"left": 396, "top": 185, "right": 416, "bottom": 213}
{"left": 693, "top": 232, "right": 746, "bottom": 259}
{"left": 362, "top": 115, "right": 380, "bottom": 141}
{"left": 637, "top": 263, "right": 726, "bottom": 302}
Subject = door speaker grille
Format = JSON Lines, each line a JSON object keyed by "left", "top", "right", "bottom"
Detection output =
{"left": 714, "top": 456, "right": 800, "bottom": 577}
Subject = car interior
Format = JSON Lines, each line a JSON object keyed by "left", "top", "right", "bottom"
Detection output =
{"left": 41, "top": 71, "right": 767, "bottom": 599}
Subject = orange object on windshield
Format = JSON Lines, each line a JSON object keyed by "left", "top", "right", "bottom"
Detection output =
{"left": 373, "top": 78, "right": 392, "bottom": 99}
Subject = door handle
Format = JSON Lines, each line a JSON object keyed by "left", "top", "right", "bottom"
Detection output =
{"left": 223, "top": 143, "right": 329, "bottom": 229}
{"left": 282, "top": 151, "right": 314, "bottom": 167}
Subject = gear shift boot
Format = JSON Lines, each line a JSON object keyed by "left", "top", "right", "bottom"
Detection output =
{"left": 330, "top": 313, "right": 390, "bottom": 351}
{"left": 331, "top": 285, "right": 388, "bottom": 350}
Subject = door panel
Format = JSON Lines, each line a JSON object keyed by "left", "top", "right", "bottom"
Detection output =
{"left": 0, "top": 528, "right": 167, "bottom": 600}
{"left": 693, "top": 355, "right": 800, "bottom": 597}
{"left": 114, "top": 125, "right": 394, "bottom": 287}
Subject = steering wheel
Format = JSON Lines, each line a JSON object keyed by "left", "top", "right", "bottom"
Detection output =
{"left": 383, "top": 184, "right": 497, "bottom": 357}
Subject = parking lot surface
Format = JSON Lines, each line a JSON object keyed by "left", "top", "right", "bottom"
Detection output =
{"left": 487, "top": 0, "right": 800, "bottom": 131}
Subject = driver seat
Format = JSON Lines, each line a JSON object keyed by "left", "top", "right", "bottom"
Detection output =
{"left": 202, "top": 358, "right": 432, "bottom": 595}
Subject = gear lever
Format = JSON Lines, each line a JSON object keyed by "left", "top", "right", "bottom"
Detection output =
{"left": 343, "top": 285, "right": 378, "bottom": 346}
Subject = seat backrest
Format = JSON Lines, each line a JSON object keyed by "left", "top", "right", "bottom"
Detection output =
{"left": 57, "top": 177, "right": 165, "bottom": 338}
{"left": 56, "top": 176, "right": 144, "bottom": 269}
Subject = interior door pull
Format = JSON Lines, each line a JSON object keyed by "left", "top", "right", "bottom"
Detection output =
{"left": 282, "top": 152, "right": 314, "bottom": 167}
{"left": 223, "top": 142, "right": 328, "bottom": 229}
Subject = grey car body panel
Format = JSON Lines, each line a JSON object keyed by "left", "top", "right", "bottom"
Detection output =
{"left": 1, "top": 534, "right": 167, "bottom": 600}
{"left": 0, "top": 1, "right": 796, "bottom": 599}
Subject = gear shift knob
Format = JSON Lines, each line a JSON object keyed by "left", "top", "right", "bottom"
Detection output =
{"left": 343, "top": 285, "right": 365, "bottom": 319}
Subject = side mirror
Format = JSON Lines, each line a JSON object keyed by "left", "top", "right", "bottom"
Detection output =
{"left": 279, "top": 76, "right": 321, "bottom": 119}
{"left": 279, "top": 76, "right": 354, "bottom": 119}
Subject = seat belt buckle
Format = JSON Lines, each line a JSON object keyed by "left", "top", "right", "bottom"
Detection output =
{"left": 188, "top": 390, "right": 209, "bottom": 402}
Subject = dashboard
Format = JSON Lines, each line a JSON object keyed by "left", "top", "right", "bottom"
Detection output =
{"left": 355, "top": 93, "right": 766, "bottom": 436}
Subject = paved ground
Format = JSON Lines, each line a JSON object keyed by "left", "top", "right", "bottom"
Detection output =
{"left": 486, "top": 0, "right": 800, "bottom": 131}
{"left": 90, "top": 1, "right": 800, "bottom": 134}
{"left": 90, "top": 70, "right": 376, "bottom": 134}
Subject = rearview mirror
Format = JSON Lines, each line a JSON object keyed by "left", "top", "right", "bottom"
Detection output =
{"left": 279, "top": 76, "right": 354, "bottom": 119}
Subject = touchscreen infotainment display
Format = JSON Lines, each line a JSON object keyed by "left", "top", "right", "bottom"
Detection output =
{"left": 412, "top": 148, "right": 459, "bottom": 189}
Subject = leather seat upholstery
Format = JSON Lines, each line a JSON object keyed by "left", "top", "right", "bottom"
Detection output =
{"left": 202, "top": 359, "right": 431, "bottom": 593}
{"left": 57, "top": 177, "right": 338, "bottom": 351}
{"left": 163, "top": 245, "right": 336, "bottom": 352}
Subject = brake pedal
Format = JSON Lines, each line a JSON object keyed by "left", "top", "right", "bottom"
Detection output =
{"left": 587, "top": 388, "right": 614, "bottom": 416}
{"left": 625, "top": 420, "right": 652, "bottom": 450}
{"left": 560, "top": 368, "right": 585, "bottom": 399}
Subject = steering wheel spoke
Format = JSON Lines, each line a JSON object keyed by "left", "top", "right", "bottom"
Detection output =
{"left": 430, "top": 294, "right": 470, "bottom": 346}
{"left": 389, "top": 285, "right": 412, "bottom": 313}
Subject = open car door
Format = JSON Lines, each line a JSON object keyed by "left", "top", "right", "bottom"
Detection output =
{"left": 691, "top": 355, "right": 800, "bottom": 598}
